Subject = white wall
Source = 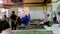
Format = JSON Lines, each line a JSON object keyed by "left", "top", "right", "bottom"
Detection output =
{"left": 18, "top": 7, "right": 29, "bottom": 18}
{"left": 30, "top": 11, "right": 45, "bottom": 19}
{"left": 52, "top": 0, "right": 60, "bottom": 11}
{"left": 29, "top": 6, "right": 52, "bottom": 21}
{"left": 29, "top": 7, "right": 45, "bottom": 19}
{"left": 10, "top": 7, "right": 18, "bottom": 15}
{"left": 0, "top": 8, "right": 10, "bottom": 17}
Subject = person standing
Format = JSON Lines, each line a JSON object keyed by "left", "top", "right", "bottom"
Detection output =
{"left": 10, "top": 11, "right": 17, "bottom": 30}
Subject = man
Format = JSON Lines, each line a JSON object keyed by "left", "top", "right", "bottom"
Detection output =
{"left": 10, "top": 11, "right": 17, "bottom": 30}
{"left": 0, "top": 13, "right": 4, "bottom": 33}
{"left": 22, "top": 15, "right": 29, "bottom": 26}
{"left": 44, "top": 14, "right": 51, "bottom": 26}
{"left": 4, "top": 15, "right": 8, "bottom": 22}
{"left": 17, "top": 16, "right": 22, "bottom": 26}
{"left": 0, "top": 13, "right": 11, "bottom": 34}
{"left": 0, "top": 18, "right": 11, "bottom": 34}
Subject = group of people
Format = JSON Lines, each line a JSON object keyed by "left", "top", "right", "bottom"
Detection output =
{"left": 0, "top": 11, "right": 30, "bottom": 32}
{"left": 0, "top": 11, "right": 59, "bottom": 33}
{"left": 44, "top": 14, "right": 58, "bottom": 26}
{"left": 10, "top": 11, "right": 30, "bottom": 30}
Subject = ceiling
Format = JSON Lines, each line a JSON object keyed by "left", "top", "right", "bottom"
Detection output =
{"left": 0, "top": 0, "right": 52, "bottom": 8}
{"left": 4, "top": 0, "right": 45, "bottom": 4}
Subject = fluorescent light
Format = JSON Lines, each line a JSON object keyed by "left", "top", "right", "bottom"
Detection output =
{"left": 0, "top": 0, "right": 3, "bottom": 4}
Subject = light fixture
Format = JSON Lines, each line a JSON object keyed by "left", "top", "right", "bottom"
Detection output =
{"left": 0, "top": 0, "right": 3, "bottom": 4}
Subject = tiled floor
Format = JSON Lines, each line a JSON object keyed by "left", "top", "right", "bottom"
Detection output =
{"left": 44, "top": 24, "right": 60, "bottom": 34}
{"left": 1, "top": 24, "right": 60, "bottom": 34}
{"left": 15, "top": 24, "right": 60, "bottom": 34}
{"left": 1, "top": 28, "right": 11, "bottom": 34}
{"left": 12, "top": 30, "right": 53, "bottom": 34}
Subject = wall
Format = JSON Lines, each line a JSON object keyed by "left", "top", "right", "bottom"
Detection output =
{"left": 18, "top": 7, "right": 29, "bottom": 18}
{"left": 29, "top": 6, "right": 52, "bottom": 21}
{"left": 29, "top": 6, "right": 46, "bottom": 19}
{"left": 9, "top": 6, "right": 47, "bottom": 19}
{"left": 52, "top": 0, "right": 60, "bottom": 23}
{"left": 10, "top": 7, "right": 18, "bottom": 15}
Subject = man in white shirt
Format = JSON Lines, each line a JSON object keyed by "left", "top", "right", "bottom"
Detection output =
{"left": 44, "top": 14, "right": 51, "bottom": 25}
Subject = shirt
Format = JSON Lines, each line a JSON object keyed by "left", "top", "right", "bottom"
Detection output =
{"left": 10, "top": 14, "right": 17, "bottom": 21}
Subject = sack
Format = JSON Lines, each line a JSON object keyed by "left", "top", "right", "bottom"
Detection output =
{"left": 2, "top": 21, "right": 10, "bottom": 30}
{"left": 48, "top": 21, "right": 52, "bottom": 27}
